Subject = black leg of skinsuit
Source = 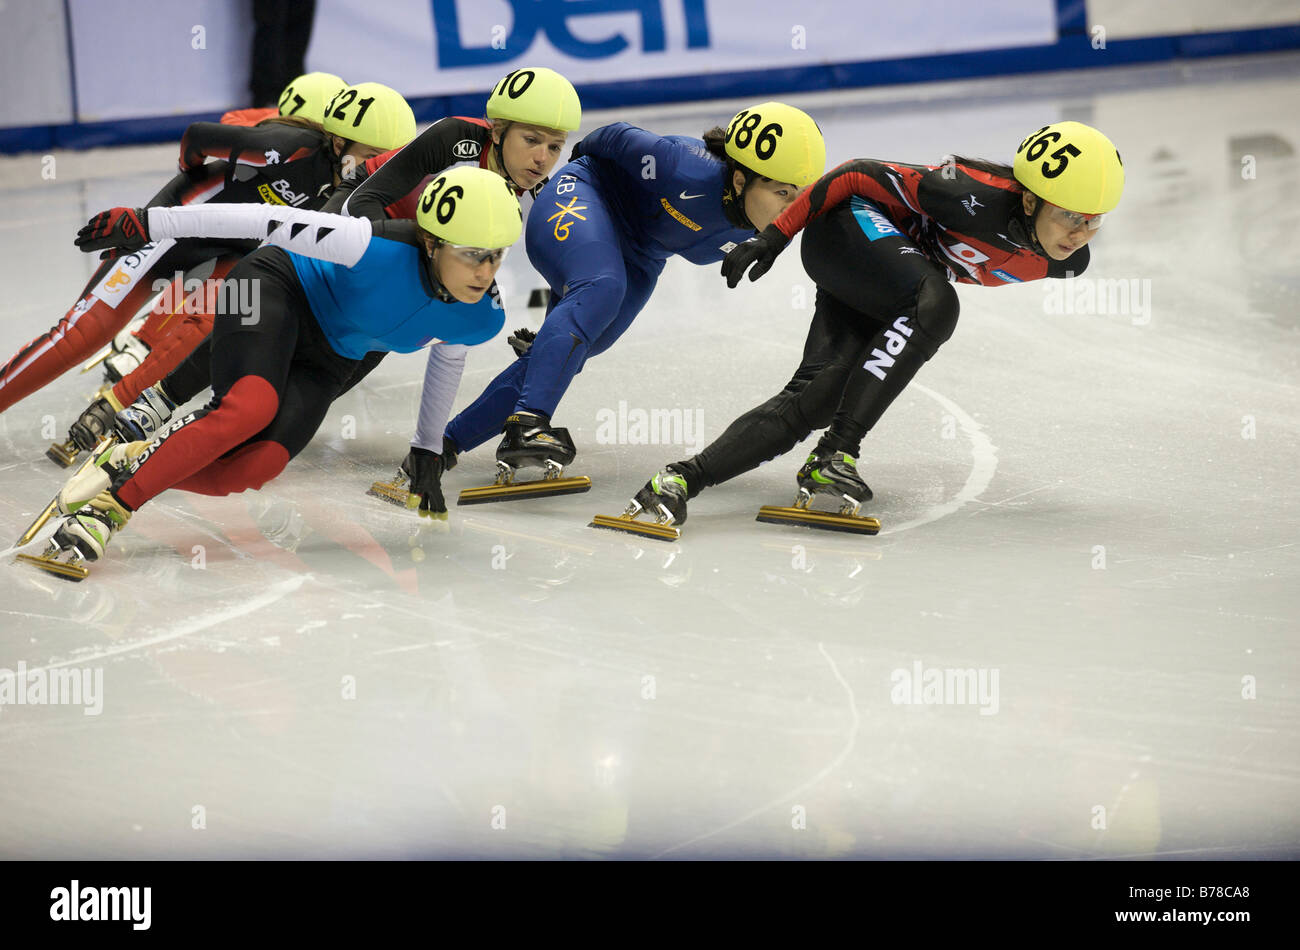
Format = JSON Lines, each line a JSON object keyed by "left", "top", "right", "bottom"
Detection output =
{"left": 671, "top": 201, "right": 960, "bottom": 495}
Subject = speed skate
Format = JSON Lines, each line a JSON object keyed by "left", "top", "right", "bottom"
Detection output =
{"left": 457, "top": 459, "right": 591, "bottom": 505}
{"left": 458, "top": 413, "right": 590, "bottom": 504}
{"left": 589, "top": 507, "right": 681, "bottom": 542}
{"left": 756, "top": 488, "right": 881, "bottom": 536}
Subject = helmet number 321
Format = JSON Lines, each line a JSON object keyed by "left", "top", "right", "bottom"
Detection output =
{"left": 1017, "top": 126, "right": 1082, "bottom": 180}
{"left": 327, "top": 89, "right": 375, "bottom": 129}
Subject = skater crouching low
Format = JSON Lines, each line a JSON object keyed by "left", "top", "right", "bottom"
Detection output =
{"left": 21, "top": 166, "right": 522, "bottom": 580}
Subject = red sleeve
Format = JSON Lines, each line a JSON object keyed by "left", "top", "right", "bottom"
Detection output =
{"left": 220, "top": 107, "right": 278, "bottom": 128}
{"left": 772, "top": 159, "right": 915, "bottom": 239}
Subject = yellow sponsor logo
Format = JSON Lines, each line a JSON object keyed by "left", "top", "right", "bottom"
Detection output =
{"left": 660, "top": 198, "right": 701, "bottom": 231}
{"left": 257, "top": 183, "right": 287, "bottom": 205}
{"left": 103, "top": 269, "right": 131, "bottom": 291}
{"left": 547, "top": 197, "right": 588, "bottom": 241}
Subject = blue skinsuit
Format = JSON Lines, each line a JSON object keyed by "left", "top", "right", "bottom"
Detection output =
{"left": 444, "top": 122, "right": 756, "bottom": 452}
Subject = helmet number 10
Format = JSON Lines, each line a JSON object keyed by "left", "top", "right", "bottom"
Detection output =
{"left": 494, "top": 69, "right": 536, "bottom": 100}
{"left": 1018, "top": 127, "right": 1082, "bottom": 179}
{"left": 727, "top": 110, "right": 784, "bottom": 162}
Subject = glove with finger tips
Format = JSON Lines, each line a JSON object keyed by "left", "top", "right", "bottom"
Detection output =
{"left": 507, "top": 327, "right": 536, "bottom": 357}
{"left": 76, "top": 207, "right": 150, "bottom": 252}
{"left": 720, "top": 224, "right": 790, "bottom": 289}
{"left": 400, "top": 446, "right": 448, "bottom": 519}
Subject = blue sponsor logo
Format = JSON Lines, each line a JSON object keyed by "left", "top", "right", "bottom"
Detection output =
{"left": 850, "top": 196, "right": 900, "bottom": 241}
{"left": 433, "top": 0, "right": 710, "bottom": 68}
{"left": 990, "top": 268, "right": 1022, "bottom": 283}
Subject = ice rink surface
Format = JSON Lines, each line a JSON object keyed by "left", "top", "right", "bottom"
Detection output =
{"left": 0, "top": 55, "right": 1297, "bottom": 859}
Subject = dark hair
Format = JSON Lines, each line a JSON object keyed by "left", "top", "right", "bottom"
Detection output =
{"left": 947, "top": 155, "right": 1016, "bottom": 182}
{"left": 703, "top": 125, "right": 728, "bottom": 161}
{"left": 702, "top": 124, "right": 772, "bottom": 182}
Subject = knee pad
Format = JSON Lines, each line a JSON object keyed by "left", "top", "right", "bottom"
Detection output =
{"left": 554, "top": 274, "right": 626, "bottom": 341}
{"left": 910, "top": 275, "right": 960, "bottom": 357}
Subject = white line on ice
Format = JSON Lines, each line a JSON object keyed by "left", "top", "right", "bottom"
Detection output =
{"left": 649, "top": 641, "right": 860, "bottom": 859}
{"left": 20, "top": 574, "right": 308, "bottom": 674}
{"left": 880, "top": 383, "right": 999, "bottom": 536}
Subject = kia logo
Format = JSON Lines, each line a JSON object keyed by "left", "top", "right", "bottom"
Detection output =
{"left": 452, "top": 140, "right": 481, "bottom": 160}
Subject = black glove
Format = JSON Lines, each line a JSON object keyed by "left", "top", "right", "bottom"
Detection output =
{"left": 400, "top": 446, "right": 447, "bottom": 519}
{"left": 76, "top": 207, "right": 149, "bottom": 252}
{"left": 507, "top": 326, "right": 536, "bottom": 357}
{"left": 720, "top": 224, "right": 790, "bottom": 289}
{"left": 567, "top": 137, "right": 587, "bottom": 163}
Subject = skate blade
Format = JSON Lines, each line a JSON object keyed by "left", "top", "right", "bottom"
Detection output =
{"left": 366, "top": 479, "right": 413, "bottom": 508}
{"left": 589, "top": 513, "right": 680, "bottom": 542}
{"left": 458, "top": 476, "right": 591, "bottom": 505}
{"left": 15, "top": 500, "right": 59, "bottom": 547}
{"left": 79, "top": 348, "right": 112, "bottom": 374}
{"left": 756, "top": 505, "right": 881, "bottom": 536}
{"left": 14, "top": 552, "right": 89, "bottom": 581}
{"left": 46, "top": 440, "right": 80, "bottom": 468}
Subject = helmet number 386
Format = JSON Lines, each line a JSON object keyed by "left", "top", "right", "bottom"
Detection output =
{"left": 726, "top": 110, "right": 783, "bottom": 162}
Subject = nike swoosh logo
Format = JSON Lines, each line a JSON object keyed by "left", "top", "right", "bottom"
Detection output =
{"left": 679, "top": 191, "right": 704, "bottom": 200}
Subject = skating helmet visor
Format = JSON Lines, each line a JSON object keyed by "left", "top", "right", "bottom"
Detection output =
{"left": 443, "top": 243, "right": 511, "bottom": 267}
{"left": 1043, "top": 201, "right": 1106, "bottom": 232}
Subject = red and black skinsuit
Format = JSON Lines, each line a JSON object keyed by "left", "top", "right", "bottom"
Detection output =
{"left": 670, "top": 157, "right": 1091, "bottom": 494}
{"left": 0, "top": 112, "right": 336, "bottom": 414}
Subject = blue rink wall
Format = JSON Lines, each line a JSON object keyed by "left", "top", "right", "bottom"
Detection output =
{"left": 1, "top": 0, "right": 1299, "bottom": 153}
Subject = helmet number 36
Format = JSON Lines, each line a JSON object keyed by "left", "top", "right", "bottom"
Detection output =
{"left": 726, "top": 110, "right": 784, "bottom": 162}
{"left": 421, "top": 176, "right": 463, "bottom": 225}
{"left": 1017, "top": 126, "right": 1082, "bottom": 180}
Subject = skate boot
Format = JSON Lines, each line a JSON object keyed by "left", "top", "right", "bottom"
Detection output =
{"left": 590, "top": 466, "right": 689, "bottom": 542}
{"left": 101, "top": 324, "right": 150, "bottom": 384}
{"left": 796, "top": 450, "right": 873, "bottom": 510}
{"left": 55, "top": 440, "right": 149, "bottom": 517}
{"left": 54, "top": 390, "right": 127, "bottom": 467}
{"left": 458, "top": 412, "right": 591, "bottom": 505}
{"left": 756, "top": 450, "right": 881, "bottom": 536}
{"left": 16, "top": 443, "right": 144, "bottom": 580}
{"left": 114, "top": 384, "right": 177, "bottom": 442}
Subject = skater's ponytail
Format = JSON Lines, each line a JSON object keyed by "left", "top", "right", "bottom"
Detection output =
{"left": 947, "top": 155, "right": 1015, "bottom": 181}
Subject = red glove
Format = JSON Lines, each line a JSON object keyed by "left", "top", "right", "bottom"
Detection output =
{"left": 75, "top": 207, "right": 149, "bottom": 252}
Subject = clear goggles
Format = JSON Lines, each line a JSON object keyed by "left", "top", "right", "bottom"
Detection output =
{"left": 1043, "top": 202, "right": 1106, "bottom": 232}
{"left": 444, "top": 243, "right": 511, "bottom": 267}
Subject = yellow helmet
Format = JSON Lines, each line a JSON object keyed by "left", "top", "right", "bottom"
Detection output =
{"left": 323, "top": 82, "right": 416, "bottom": 151}
{"left": 1014, "top": 121, "right": 1124, "bottom": 215}
{"left": 277, "top": 72, "right": 346, "bottom": 122}
{"left": 485, "top": 67, "right": 581, "bottom": 132}
{"left": 724, "top": 102, "right": 825, "bottom": 187}
{"left": 417, "top": 166, "right": 523, "bottom": 248}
